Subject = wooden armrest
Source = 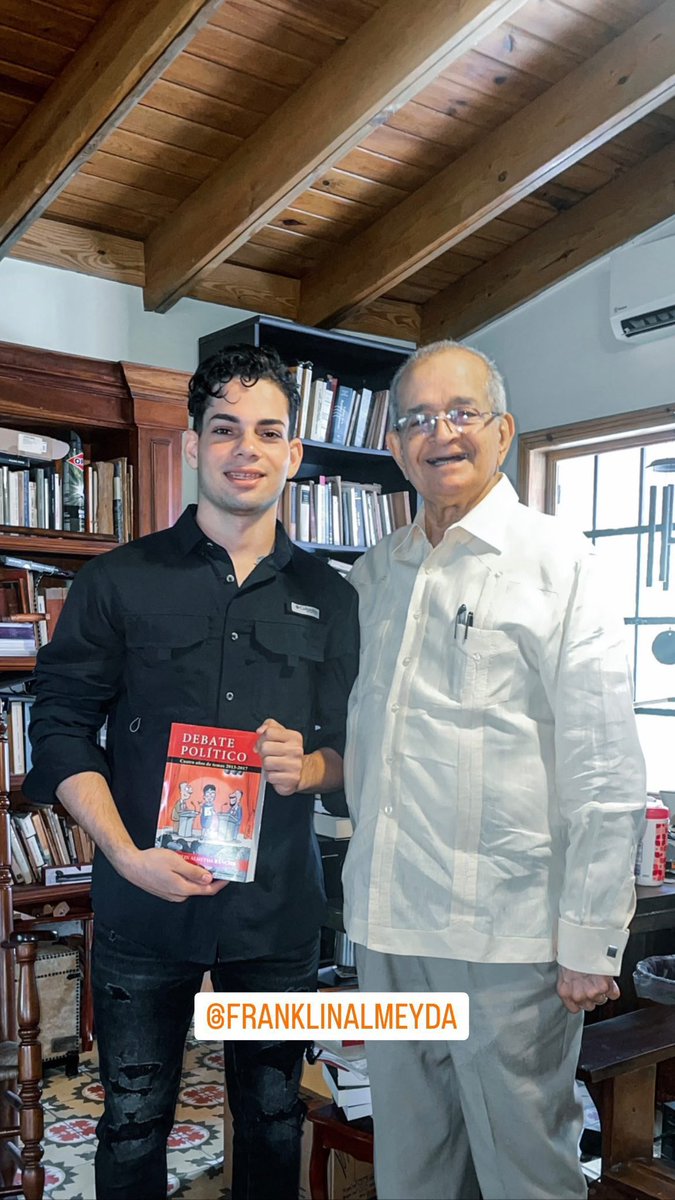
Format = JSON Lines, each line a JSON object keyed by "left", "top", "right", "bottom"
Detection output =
{"left": 577, "top": 1006, "right": 675, "bottom": 1084}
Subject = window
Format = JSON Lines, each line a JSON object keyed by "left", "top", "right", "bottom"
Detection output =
{"left": 519, "top": 405, "right": 675, "bottom": 791}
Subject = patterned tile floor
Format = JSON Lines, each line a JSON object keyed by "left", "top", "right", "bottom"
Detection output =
{"left": 41, "top": 1037, "right": 229, "bottom": 1200}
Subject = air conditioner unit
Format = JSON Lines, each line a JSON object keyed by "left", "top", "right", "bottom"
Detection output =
{"left": 609, "top": 237, "right": 675, "bottom": 343}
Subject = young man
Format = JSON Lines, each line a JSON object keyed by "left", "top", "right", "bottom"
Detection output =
{"left": 24, "top": 345, "right": 359, "bottom": 1200}
{"left": 343, "top": 340, "right": 646, "bottom": 1200}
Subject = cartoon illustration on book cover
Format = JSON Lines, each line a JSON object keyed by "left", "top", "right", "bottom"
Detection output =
{"left": 155, "top": 723, "right": 266, "bottom": 883}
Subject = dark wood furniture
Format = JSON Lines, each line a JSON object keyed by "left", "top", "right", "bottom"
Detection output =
{"left": 306, "top": 1101, "right": 374, "bottom": 1200}
{"left": 0, "top": 340, "right": 189, "bottom": 1058}
{"left": 579, "top": 1006, "right": 675, "bottom": 1200}
{"left": 0, "top": 929, "right": 47, "bottom": 1200}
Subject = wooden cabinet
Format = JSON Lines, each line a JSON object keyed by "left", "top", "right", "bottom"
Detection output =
{"left": 0, "top": 340, "right": 189, "bottom": 1049}
{"left": 199, "top": 316, "right": 414, "bottom": 555}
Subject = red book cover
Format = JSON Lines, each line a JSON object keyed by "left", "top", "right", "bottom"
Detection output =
{"left": 155, "top": 723, "right": 266, "bottom": 883}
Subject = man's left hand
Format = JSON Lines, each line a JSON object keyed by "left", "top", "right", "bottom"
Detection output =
{"left": 256, "top": 718, "right": 305, "bottom": 795}
{"left": 556, "top": 967, "right": 620, "bottom": 1013}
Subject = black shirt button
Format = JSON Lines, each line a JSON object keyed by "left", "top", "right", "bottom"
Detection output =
{"left": 226, "top": 691, "right": 234, "bottom": 701}
{"left": 231, "top": 632, "right": 239, "bottom": 641}
{"left": 226, "top": 574, "right": 235, "bottom": 583}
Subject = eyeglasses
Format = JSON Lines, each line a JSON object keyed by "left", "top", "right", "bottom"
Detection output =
{"left": 393, "top": 408, "right": 502, "bottom": 437}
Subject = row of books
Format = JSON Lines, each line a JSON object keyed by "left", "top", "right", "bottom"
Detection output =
{"left": 289, "top": 363, "right": 390, "bottom": 450}
{"left": 279, "top": 478, "right": 412, "bottom": 549}
{"left": 9, "top": 806, "right": 94, "bottom": 887}
{"left": 0, "top": 455, "right": 133, "bottom": 541}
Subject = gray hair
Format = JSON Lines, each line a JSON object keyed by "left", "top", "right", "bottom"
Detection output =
{"left": 389, "top": 339, "right": 508, "bottom": 426}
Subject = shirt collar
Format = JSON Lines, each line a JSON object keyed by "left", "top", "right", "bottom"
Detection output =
{"left": 171, "top": 505, "right": 293, "bottom": 569}
{"left": 455, "top": 475, "right": 519, "bottom": 553}
{"left": 394, "top": 475, "right": 519, "bottom": 559}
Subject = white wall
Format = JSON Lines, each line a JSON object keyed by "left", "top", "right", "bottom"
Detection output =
{"left": 0, "top": 257, "right": 251, "bottom": 371}
{"left": 471, "top": 223, "right": 675, "bottom": 437}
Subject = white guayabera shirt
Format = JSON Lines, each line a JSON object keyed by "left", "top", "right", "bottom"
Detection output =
{"left": 343, "top": 476, "right": 646, "bottom": 975}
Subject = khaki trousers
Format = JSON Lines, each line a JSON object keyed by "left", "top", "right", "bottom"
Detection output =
{"left": 356, "top": 947, "right": 587, "bottom": 1200}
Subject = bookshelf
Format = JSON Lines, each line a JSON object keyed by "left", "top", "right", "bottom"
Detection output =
{"left": 198, "top": 316, "right": 415, "bottom": 555}
{"left": 0, "top": 340, "right": 189, "bottom": 1050}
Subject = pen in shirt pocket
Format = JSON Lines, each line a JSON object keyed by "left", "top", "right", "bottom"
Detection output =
{"left": 454, "top": 604, "right": 474, "bottom": 641}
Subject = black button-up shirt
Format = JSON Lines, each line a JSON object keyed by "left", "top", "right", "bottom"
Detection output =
{"left": 24, "top": 507, "right": 359, "bottom": 963}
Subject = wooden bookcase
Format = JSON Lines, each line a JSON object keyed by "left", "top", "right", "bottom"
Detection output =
{"left": 0, "top": 340, "right": 189, "bottom": 1049}
{"left": 198, "top": 316, "right": 415, "bottom": 555}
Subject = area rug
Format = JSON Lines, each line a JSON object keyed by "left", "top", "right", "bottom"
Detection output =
{"left": 41, "top": 1036, "right": 228, "bottom": 1199}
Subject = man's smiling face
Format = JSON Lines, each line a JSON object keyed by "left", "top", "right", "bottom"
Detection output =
{"left": 184, "top": 375, "right": 302, "bottom": 519}
{"left": 386, "top": 347, "right": 514, "bottom": 518}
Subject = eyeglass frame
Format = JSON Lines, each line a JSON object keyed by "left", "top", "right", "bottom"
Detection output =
{"left": 392, "top": 408, "right": 504, "bottom": 438}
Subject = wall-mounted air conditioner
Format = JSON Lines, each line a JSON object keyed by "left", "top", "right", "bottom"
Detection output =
{"left": 609, "top": 236, "right": 675, "bottom": 343}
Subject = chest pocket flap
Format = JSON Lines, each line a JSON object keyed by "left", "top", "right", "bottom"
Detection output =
{"left": 126, "top": 614, "right": 211, "bottom": 660}
{"left": 253, "top": 618, "right": 326, "bottom": 665}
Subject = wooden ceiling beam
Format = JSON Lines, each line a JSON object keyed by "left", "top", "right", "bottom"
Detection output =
{"left": 10, "top": 218, "right": 420, "bottom": 344}
{"left": 297, "top": 0, "right": 675, "bottom": 329}
{"left": 142, "top": 0, "right": 530, "bottom": 313}
{"left": 0, "top": 0, "right": 224, "bottom": 254}
{"left": 421, "top": 139, "right": 675, "bottom": 341}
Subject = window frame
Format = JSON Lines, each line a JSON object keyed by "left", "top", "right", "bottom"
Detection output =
{"left": 517, "top": 403, "right": 675, "bottom": 512}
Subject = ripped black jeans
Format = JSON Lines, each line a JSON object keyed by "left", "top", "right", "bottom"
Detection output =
{"left": 93, "top": 923, "right": 319, "bottom": 1200}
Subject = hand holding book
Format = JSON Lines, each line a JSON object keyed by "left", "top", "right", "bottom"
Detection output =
{"left": 255, "top": 718, "right": 305, "bottom": 796}
{"left": 120, "top": 845, "right": 229, "bottom": 901}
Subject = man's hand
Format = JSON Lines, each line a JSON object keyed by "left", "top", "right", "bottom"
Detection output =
{"left": 256, "top": 718, "right": 305, "bottom": 795}
{"left": 557, "top": 967, "right": 620, "bottom": 1013}
{"left": 115, "top": 846, "right": 229, "bottom": 903}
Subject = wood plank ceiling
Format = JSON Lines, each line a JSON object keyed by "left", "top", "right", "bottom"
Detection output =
{"left": 1, "top": 0, "right": 674, "bottom": 344}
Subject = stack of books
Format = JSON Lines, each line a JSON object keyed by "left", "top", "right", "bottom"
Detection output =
{"left": 314, "top": 799, "right": 353, "bottom": 840}
{"left": 315, "top": 1040, "right": 372, "bottom": 1120}
{"left": 0, "top": 622, "right": 37, "bottom": 659}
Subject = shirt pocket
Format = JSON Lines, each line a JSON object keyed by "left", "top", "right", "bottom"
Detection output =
{"left": 447, "top": 626, "right": 519, "bottom": 709}
{"left": 251, "top": 618, "right": 327, "bottom": 729}
{"left": 124, "top": 614, "right": 211, "bottom": 710}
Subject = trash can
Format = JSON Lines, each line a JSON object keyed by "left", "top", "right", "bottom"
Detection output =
{"left": 634, "top": 955, "right": 675, "bottom": 1005}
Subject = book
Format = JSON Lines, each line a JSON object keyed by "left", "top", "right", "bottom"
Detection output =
{"left": 314, "top": 810, "right": 353, "bottom": 839}
{"left": 43, "top": 863, "right": 93, "bottom": 886}
{"left": 322, "top": 1063, "right": 372, "bottom": 1108}
{"left": 154, "top": 723, "right": 266, "bottom": 883}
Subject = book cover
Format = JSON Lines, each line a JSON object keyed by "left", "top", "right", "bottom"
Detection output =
{"left": 155, "top": 723, "right": 266, "bottom": 883}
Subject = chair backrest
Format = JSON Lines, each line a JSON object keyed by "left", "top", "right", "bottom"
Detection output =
{"left": 0, "top": 930, "right": 47, "bottom": 1200}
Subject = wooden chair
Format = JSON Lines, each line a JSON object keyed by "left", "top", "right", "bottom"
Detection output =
{"left": 577, "top": 1005, "right": 675, "bottom": 1199}
{"left": 0, "top": 930, "right": 47, "bottom": 1200}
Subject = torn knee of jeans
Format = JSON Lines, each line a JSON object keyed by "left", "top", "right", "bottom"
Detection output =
{"left": 257, "top": 1042, "right": 304, "bottom": 1081}
{"left": 255, "top": 1096, "right": 306, "bottom": 1126}
{"left": 105, "top": 1111, "right": 168, "bottom": 1148}
{"left": 109, "top": 1060, "right": 162, "bottom": 1102}
{"left": 104, "top": 983, "right": 131, "bottom": 1002}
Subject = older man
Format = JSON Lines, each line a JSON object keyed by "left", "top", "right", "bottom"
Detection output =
{"left": 343, "top": 341, "right": 646, "bottom": 1200}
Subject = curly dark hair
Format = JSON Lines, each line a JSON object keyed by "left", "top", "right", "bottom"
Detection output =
{"left": 188, "top": 344, "right": 300, "bottom": 434}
